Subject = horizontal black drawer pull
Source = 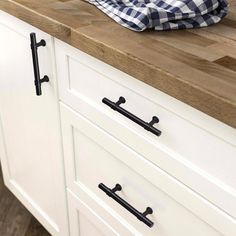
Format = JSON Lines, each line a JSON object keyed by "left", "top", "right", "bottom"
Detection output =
{"left": 30, "top": 32, "right": 49, "bottom": 96}
{"left": 102, "top": 97, "right": 161, "bottom": 136}
{"left": 98, "top": 183, "right": 154, "bottom": 228}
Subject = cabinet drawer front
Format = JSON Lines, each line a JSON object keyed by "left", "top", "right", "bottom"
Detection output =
{"left": 56, "top": 39, "right": 236, "bottom": 219}
{"left": 60, "top": 103, "right": 236, "bottom": 236}
{"left": 67, "top": 190, "right": 119, "bottom": 236}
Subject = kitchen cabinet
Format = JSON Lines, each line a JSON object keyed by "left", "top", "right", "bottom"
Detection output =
{"left": 0, "top": 11, "right": 68, "bottom": 236}
{"left": 56, "top": 40, "right": 236, "bottom": 236}
{"left": 60, "top": 103, "right": 224, "bottom": 236}
{"left": 1, "top": 8, "right": 236, "bottom": 236}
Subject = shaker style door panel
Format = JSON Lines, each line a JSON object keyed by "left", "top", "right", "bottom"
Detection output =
{"left": 0, "top": 11, "right": 68, "bottom": 236}
{"left": 60, "top": 103, "right": 232, "bottom": 236}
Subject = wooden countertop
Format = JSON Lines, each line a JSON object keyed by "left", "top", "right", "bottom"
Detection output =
{"left": 1, "top": 0, "right": 236, "bottom": 128}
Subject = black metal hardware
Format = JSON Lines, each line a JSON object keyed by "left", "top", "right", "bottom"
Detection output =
{"left": 30, "top": 33, "right": 49, "bottom": 96}
{"left": 102, "top": 97, "right": 161, "bottom": 136}
{"left": 98, "top": 183, "right": 154, "bottom": 228}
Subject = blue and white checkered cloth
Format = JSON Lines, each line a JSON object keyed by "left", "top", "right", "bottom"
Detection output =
{"left": 87, "top": 0, "right": 228, "bottom": 31}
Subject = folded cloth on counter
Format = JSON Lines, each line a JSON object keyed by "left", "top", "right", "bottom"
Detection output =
{"left": 87, "top": 0, "right": 228, "bottom": 31}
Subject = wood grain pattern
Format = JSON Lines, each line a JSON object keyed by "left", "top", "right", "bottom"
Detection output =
{"left": 0, "top": 165, "right": 51, "bottom": 236}
{"left": 0, "top": 0, "right": 235, "bottom": 128}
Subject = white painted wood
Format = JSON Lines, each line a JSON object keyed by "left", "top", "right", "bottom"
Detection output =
{"left": 68, "top": 187, "right": 141, "bottom": 236}
{"left": 55, "top": 38, "right": 236, "bottom": 220}
{"left": 0, "top": 12, "right": 68, "bottom": 236}
{"left": 67, "top": 189, "right": 119, "bottom": 236}
{"left": 60, "top": 103, "right": 236, "bottom": 236}
{"left": 55, "top": 39, "right": 236, "bottom": 146}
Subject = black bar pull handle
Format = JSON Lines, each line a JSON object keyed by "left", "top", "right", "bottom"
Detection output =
{"left": 98, "top": 183, "right": 154, "bottom": 228}
{"left": 30, "top": 33, "right": 49, "bottom": 96}
{"left": 102, "top": 97, "right": 161, "bottom": 136}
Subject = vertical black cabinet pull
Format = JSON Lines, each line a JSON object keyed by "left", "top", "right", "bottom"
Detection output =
{"left": 98, "top": 183, "right": 154, "bottom": 228}
{"left": 102, "top": 96, "right": 161, "bottom": 136}
{"left": 30, "top": 33, "right": 49, "bottom": 96}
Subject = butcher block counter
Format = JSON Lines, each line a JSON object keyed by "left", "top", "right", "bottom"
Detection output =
{"left": 0, "top": 0, "right": 236, "bottom": 128}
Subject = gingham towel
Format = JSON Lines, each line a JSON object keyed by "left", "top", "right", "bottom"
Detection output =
{"left": 87, "top": 0, "right": 228, "bottom": 31}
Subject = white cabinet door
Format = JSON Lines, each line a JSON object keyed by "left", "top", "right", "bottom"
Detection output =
{"left": 0, "top": 11, "right": 68, "bottom": 236}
